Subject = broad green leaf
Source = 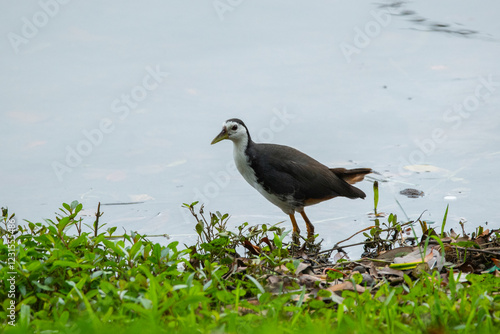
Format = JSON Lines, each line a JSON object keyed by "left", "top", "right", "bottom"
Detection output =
{"left": 245, "top": 275, "right": 265, "bottom": 294}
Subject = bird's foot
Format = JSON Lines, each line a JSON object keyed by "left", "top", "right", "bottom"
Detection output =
{"left": 292, "top": 231, "right": 301, "bottom": 246}
{"left": 301, "top": 234, "right": 321, "bottom": 254}
{"left": 306, "top": 233, "right": 315, "bottom": 243}
{"left": 289, "top": 231, "right": 302, "bottom": 255}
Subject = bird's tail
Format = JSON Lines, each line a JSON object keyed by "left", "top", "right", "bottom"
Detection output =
{"left": 329, "top": 168, "right": 372, "bottom": 185}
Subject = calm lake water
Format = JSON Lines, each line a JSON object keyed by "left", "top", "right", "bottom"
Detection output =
{"left": 2, "top": 1, "right": 499, "bottom": 258}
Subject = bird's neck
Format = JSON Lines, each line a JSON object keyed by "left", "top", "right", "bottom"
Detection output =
{"left": 231, "top": 133, "right": 252, "bottom": 154}
{"left": 231, "top": 134, "right": 257, "bottom": 185}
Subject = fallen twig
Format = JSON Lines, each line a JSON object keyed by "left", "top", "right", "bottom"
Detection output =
{"left": 334, "top": 226, "right": 375, "bottom": 247}
{"left": 453, "top": 246, "right": 500, "bottom": 257}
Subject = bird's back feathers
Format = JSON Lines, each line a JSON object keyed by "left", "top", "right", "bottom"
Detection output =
{"left": 246, "top": 142, "right": 368, "bottom": 207}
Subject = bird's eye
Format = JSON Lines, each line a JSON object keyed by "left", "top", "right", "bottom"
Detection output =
{"left": 231, "top": 125, "right": 238, "bottom": 131}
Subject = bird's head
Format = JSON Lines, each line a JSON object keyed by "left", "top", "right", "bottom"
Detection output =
{"left": 211, "top": 118, "right": 250, "bottom": 145}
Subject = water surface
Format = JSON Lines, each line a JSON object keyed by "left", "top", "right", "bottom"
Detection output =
{"left": 1, "top": 1, "right": 499, "bottom": 258}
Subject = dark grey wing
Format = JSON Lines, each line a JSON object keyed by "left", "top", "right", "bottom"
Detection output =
{"left": 248, "top": 143, "right": 365, "bottom": 203}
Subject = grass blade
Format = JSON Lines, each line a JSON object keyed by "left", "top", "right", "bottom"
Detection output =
{"left": 440, "top": 204, "right": 449, "bottom": 238}
{"left": 245, "top": 274, "right": 265, "bottom": 294}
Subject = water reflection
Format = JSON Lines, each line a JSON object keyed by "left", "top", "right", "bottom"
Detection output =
{"left": 379, "top": 0, "right": 494, "bottom": 40}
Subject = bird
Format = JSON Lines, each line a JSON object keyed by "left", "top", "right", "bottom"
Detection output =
{"left": 211, "top": 118, "right": 371, "bottom": 241}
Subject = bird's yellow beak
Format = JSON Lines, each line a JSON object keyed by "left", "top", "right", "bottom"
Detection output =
{"left": 211, "top": 127, "right": 229, "bottom": 145}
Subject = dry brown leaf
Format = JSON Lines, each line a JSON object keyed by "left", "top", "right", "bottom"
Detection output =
{"left": 259, "top": 237, "right": 274, "bottom": 250}
{"left": 266, "top": 275, "right": 294, "bottom": 293}
{"left": 377, "top": 266, "right": 405, "bottom": 278}
{"left": 478, "top": 229, "right": 490, "bottom": 238}
{"left": 327, "top": 281, "right": 365, "bottom": 294}
{"left": 369, "top": 263, "right": 379, "bottom": 277}
{"left": 298, "top": 274, "right": 323, "bottom": 288}
{"left": 291, "top": 293, "right": 314, "bottom": 302}
{"left": 275, "top": 264, "right": 289, "bottom": 274}
{"left": 295, "top": 262, "right": 313, "bottom": 275}
{"left": 377, "top": 246, "right": 415, "bottom": 262}
{"left": 243, "top": 240, "right": 261, "bottom": 255}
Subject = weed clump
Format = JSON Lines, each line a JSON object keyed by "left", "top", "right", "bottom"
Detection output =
{"left": 1, "top": 200, "right": 499, "bottom": 333}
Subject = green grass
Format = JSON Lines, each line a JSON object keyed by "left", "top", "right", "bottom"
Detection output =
{"left": 1, "top": 202, "right": 499, "bottom": 334}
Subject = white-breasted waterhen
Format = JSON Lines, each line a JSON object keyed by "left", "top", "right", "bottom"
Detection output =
{"left": 211, "top": 118, "right": 371, "bottom": 241}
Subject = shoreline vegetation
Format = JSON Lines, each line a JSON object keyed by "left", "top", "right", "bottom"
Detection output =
{"left": 1, "top": 189, "right": 499, "bottom": 333}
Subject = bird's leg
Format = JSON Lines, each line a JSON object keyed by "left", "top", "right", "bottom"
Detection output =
{"left": 299, "top": 211, "right": 315, "bottom": 241}
{"left": 289, "top": 214, "right": 301, "bottom": 245}
{"left": 289, "top": 214, "right": 300, "bottom": 234}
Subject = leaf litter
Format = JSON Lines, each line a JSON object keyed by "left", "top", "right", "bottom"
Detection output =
{"left": 184, "top": 202, "right": 500, "bottom": 308}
